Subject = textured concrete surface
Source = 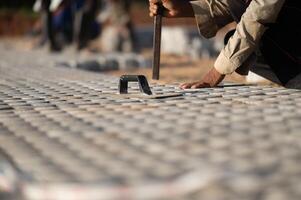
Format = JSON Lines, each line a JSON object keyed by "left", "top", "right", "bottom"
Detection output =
{"left": 0, "top": 46, "right": 301, "bottom": 200}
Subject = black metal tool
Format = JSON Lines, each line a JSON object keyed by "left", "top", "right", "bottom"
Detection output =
{"left": 119, "top": 75, "right": 153, "bottom": 95}
{"left": 118, "top": 75, "right": 183, "bottom": 99}
{"left": 152, "top": 2, "right": 164, "bottom": 80}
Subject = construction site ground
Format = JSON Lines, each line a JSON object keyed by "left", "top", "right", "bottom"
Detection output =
{"left": 0, "top": 40, "right": 301, "bottom": 200}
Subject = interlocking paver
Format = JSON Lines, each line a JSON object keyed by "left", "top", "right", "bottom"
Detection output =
{"left": 1, "top": 46, "right": 301, "bottom": 199}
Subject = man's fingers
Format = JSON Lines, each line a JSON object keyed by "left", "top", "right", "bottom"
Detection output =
{"left": 179, "top": 83, "right": 187, "bottom": 89}
{"left": 149, "top": 0, "right": 160, "bottom": 3}
{"left": 150, "top": 6, "right": 158, "bottom": 13}
{"left": 191, "top": 83, "right": 209, "bottom": 89}
{"left": 180, "top": 83, "right": 194, "bottom": 89}
{"left": 180, "top": 82, "right": 211, "bottom": 89}
{"left": 179, "top": 84, "right": 187, "bottom": 89}
{"left": 149, "top": 3, "right": 158, "bottom": 16}
{"left": 149, "top": 8, "right": 155, "bottom": 15}
{"left": 149, "top": 0, "right": 174, "bottom": 18}
{"left": 150, "top": 4, "right": 157, "bottom": 9}
{"left": 190, "top": 83, "right": 201, "bottom": 89}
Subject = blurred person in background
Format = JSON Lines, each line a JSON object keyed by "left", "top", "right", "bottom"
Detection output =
{"left": 74, "top": 0, "right": 102, "bottom": 50}
{"left": 33, "top": 0, "right": 60, "bottom": 51}
{"left": 149, "top": 0, "right": 301, "bottom": 88}
{"left": 51, "top": 0, "right": 73, "bottom": 50}
{"left": 33, "top": 0, "right": 73, "bottom": 51}
{"left": 33, "top": 0, "right": 102, "bottom": 51}
{"left": 98, "top": 0, "right": 138, "bottom": 53}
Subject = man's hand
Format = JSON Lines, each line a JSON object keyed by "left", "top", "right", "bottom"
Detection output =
{"left": 149, "top": 0, "right": 194, "bottom": 18}
{"left": 180, "top": 67, "right": 225, "bottom": 89}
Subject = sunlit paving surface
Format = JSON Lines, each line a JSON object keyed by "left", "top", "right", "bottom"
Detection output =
{"left": 0, "top": 45, "right": 301, "bottom": 200}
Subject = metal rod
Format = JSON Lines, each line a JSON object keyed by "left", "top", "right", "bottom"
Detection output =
{"left": 152, "top": 3, "right": 163, "bottom": 80}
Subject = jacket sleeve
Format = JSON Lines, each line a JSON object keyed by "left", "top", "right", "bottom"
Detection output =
{"left": 214, "top": 0, "right": 285, "bottom": 74}
{"left": 190, "top": 0, "right": 232, "bottom": 39}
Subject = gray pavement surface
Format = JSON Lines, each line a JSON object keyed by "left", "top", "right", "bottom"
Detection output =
{"left": 0, "top": 46, "right": 301, "bottom": 200}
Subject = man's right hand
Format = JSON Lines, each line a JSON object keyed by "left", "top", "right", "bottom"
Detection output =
{"left": 149, "top": 0, "right": 194, "bottom": 18}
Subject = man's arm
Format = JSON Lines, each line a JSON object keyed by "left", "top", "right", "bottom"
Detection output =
{"left": 180, "top": 0, "right": 232, "bottom": 89}
{"left": 149, "top": 0, "right": 231, "bottom": 89}
{"left": 182, "top": 0, "right": 286, "bottom": 89}
{"left": 214, "top": 0, "right": 286, "bottom": 75}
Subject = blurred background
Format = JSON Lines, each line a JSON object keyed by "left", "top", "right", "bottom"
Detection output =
{"left": 0, "top": 0, "right": 243, "bottom": 84}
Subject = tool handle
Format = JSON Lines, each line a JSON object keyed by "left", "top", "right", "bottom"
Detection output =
{"left": 152, "top": 2, "right": 164, "bottom": 80}
{"left": 156, "top": 2, "right": 164, "bottom": 16}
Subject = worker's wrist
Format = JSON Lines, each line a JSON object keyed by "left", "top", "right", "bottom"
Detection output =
{"left": 202, "top": 67, "right": 226, "bottom": 87}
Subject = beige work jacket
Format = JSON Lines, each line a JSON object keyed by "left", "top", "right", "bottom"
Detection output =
{"left": 191, "top": 0, "right": 285, "bottom": 75}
